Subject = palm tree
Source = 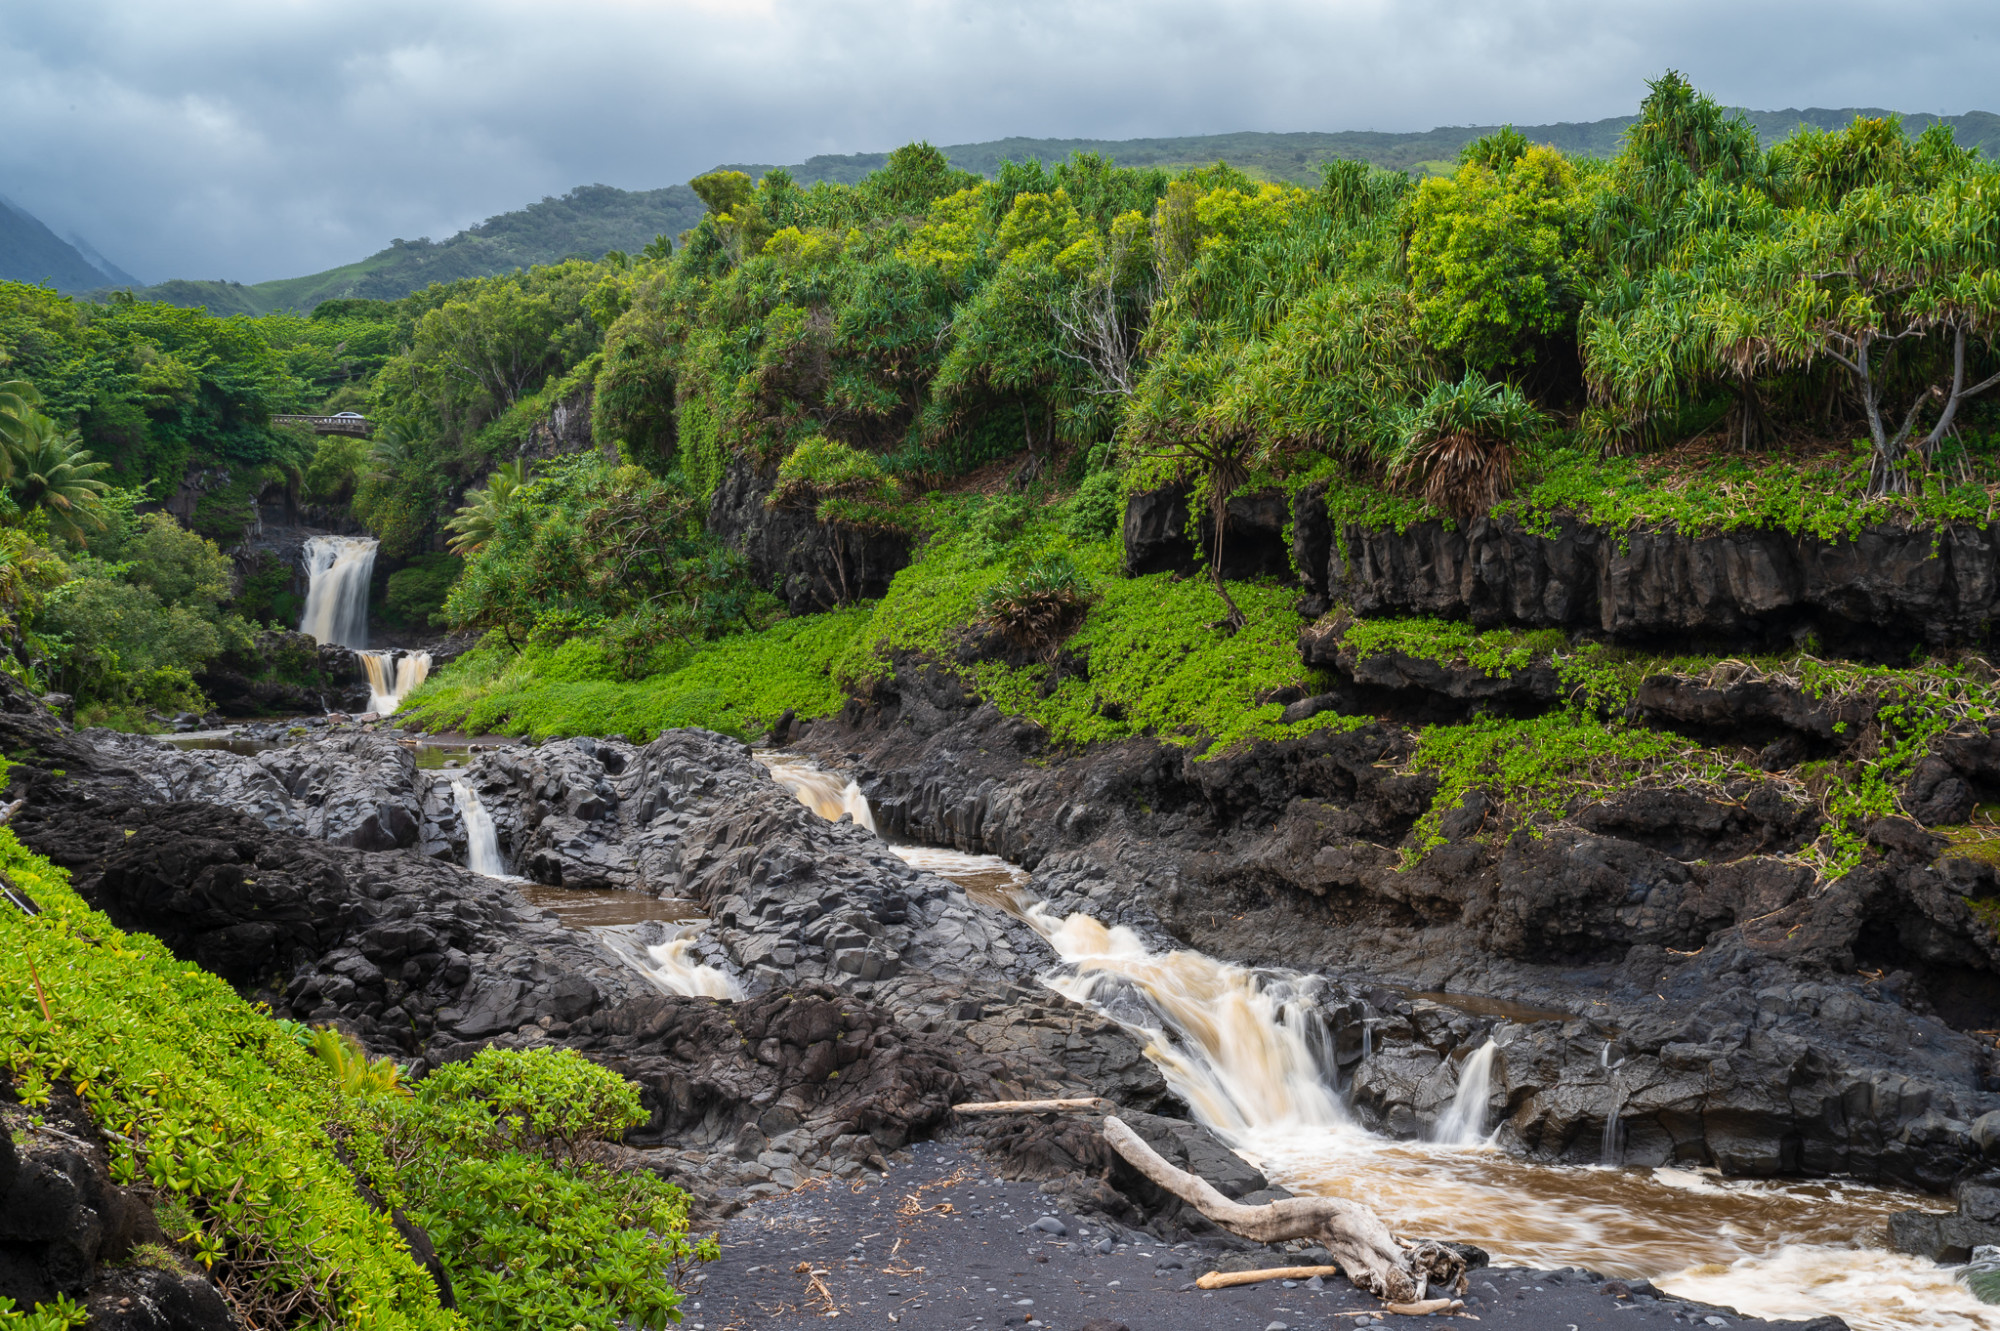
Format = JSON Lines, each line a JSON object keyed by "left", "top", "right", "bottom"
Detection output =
{"left": 0, "top": 379, "right": 42, "bottom": 483}
{"left": 11, "top": 412, "right": 111, "bottom": 543}
{"left": 445, "top": 459, "right": 529, "bottom": 556}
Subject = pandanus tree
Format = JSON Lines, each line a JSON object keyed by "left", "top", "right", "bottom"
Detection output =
{"left": 1120, "top": 343, "right": 1260, "bottom": 632}
{"left": 1704, "top": 129, "right": 2000, "bottom": 494}
{"left": 1389, "top": 372, "right": 1547, "bottom": 521}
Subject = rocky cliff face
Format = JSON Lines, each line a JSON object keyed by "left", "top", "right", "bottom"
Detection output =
{"left": 794, "top": 653, "right": 2000, "bottom": 1192}
{"left": 706, "top": 455, "right": 910, "bottom": 612}
{"left": 1282, "top": 498, "right": 2000, "bottom": 649}
{"left": 518, "top": 383, "right": 612, "bottom": 464}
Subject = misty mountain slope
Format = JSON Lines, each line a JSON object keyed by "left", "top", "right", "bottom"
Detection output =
{"left": 0, "top": 197, "right": 130, "bottom": 292}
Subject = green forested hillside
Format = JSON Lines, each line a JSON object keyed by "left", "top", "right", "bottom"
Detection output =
{"left": 117, "top": 105, "right": 2000, "bottom": 316}
{"left": 121, "top": 184, "right": 709, "bottom": 315}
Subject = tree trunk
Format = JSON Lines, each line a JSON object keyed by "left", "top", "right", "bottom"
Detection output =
{"left": 1208, "top": 492, "right": 1246, "bottom": 632}
{"left": 1100, "top": 1116, "right": 1466, "bottom": 1304}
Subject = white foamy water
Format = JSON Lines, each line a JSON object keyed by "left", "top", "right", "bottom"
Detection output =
{"left": 450, "top": 778, "right": 514, "bottom": 878}
{"left": 361, "top": 650, "right": 430, "bottom": 716}
{"left": 299, "top": 535, "right": 377, "bottom": 648}
{"left": 758, "top": 754, "right": 876, "bottom": 830}
{"left": 732, "top": 753, "right": 1994, "bottom": 1327}
{"left": 1009, "top": 902, "right": 1987, "bottom": 1330}
{"left": 1431, "top": 1038, "right": 1497, "bottom": 1146}
{"left": 596, "top": 925, "right": 744, "bottom": 1000}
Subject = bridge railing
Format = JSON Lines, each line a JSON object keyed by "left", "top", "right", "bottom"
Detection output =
{"left": 272, "top": 414, "right": 374, "bottom": 436}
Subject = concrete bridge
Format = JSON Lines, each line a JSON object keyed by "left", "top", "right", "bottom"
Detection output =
{"left": 273, "top": 413, "right": 373, "bottom": 437}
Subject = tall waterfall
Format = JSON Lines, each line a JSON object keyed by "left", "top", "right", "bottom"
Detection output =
{"left": 299, "top": 536, "right": 378, "bottom": 649}
{"left": 362, "top": 651, "right": 431, "bottom": 717}
{"left": 450, "top": 779, "right": 512, "bottom": 878}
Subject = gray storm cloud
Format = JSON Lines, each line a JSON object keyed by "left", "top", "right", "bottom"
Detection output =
{"left": 0, "top": 0, "right": 1994, "bottom": 283}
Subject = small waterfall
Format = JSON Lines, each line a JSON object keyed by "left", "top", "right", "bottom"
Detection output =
{"left": 361, "top": 651, "right": 431, "bottom": 716}
{"left": 1601, "top": 1042, "right": 1628, "bottom": 1165}
{"left": 596, "top": 927, "right": 744, "bottom": 999}
{"left": 451, "top": 779, "right": 512, "bottom": 878}
{"left": 759, "top": 755, "right": 876, "bottom": 831}
{"left": 299, "top": 535, "right": 378, "bottom": 648}
{"left": 1024, "top": 905, "right": 1346, "bottom": 1136}
{"left": 1432, "top": 1039, "right": 1499, "bottom": 1145}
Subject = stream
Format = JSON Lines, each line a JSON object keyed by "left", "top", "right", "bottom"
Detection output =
{"left": 448, "top": 749, "right": 1994, "bottom": 1328}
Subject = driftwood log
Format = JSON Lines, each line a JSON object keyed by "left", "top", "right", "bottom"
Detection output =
{"left": 953, "top": 1097, "right": 1119, "bottom": 1115}
{"left": 1102, "top": 1115, "right": 1467, "bottom": 1304}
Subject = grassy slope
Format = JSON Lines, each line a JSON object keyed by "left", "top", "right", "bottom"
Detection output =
{"left": 403, "top": 516, "right": 1353, "bottom": 754}
{"left": 404, "top": 456, "right": 2000, "bottom": 883}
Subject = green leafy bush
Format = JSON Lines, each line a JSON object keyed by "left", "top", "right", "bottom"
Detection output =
{"left": 0, "top": 827, "right": 459, "bottom": 1329}
{"left": 383, "top": 554, "right": 463, "bottom": 631}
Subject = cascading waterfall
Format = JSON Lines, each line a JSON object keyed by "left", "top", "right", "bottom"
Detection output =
{"left": 758, "top": 755, "right": 877, "bottom": 830}
{"left": 1432, "top": 1039, "right": 1499, "bottom": 1146}
{"left": 741, "top": 753, "right": 1993, "bottom": 1329}
{"left": 361, "top": 651, "right": 431, "bottom": 717}
{"left": 1601, "top": 1042, "right": 1629, "bottom": 1166}
{"left": 450, "top": 779, "right": 512, "bottom": 878}
{"left": 1026, "top": 905, "right": 1347, "bottom": 1136}
{"left": 298, "top": 535, "right": 378, "bottom": 649}
{"left": 596, "top": 927, "right": 745, "bottom": 1000}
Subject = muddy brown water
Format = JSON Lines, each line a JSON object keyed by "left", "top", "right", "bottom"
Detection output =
{"left": 518, "top": 884, "right": 707, "bottom": 929}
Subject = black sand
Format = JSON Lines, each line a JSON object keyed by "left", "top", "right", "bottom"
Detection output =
{"left": 685, "top": 1140, "right": 1844, "bottom": 1331}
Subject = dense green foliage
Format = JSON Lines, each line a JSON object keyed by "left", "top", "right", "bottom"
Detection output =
{"left": 0, "top": 826, "right": 712, "bottom": 1329}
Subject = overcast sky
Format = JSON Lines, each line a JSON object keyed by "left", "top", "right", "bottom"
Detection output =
{"left": 3, "top": 0, "right": 1996, "bottom": 285}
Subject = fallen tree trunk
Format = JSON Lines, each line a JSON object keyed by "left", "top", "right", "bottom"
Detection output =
{"left": 953, "top": 1098, "right": 1119, "bottom": 1115}
{"left": 1102, "top": 1115, "right": 1466, "bottom": 1304}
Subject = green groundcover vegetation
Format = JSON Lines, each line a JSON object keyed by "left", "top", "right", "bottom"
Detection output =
{"left": 0, "top": 811, "right": 714, "bottom": 1330}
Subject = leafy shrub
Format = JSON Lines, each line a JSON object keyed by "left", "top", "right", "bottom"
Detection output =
{"left": 769, "top": 436, "right": 907, "bottom": 528}
{"left": 363, "top": 1046, "right": 713, "bottom": 1331}
{"left": 0, "top": 828, "right": 459, "bottom": 1330}
{"left": 303, "top": 432, "right": 371, "bottom": 507}
{"left": 1060, "top": 470, "right": 1126, "bottom": 540}
{"left": 978, "top": 554, "right": 1094, "bottom": 655}
{"left": 382, "top": 554, "right": 462, "bottom": 631}
{"left": 410, "top": 1046, "right": 644, "bottom": 1166}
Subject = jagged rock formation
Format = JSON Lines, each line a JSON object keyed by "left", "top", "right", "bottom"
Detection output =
{"left": 1122, "top": 484, "right": 1295, "bottom": 582}
{"left": 1285, "top": 497, "right": 2000, "bottom": 649}
{"left": 2, "top": 689, "right": 1220, "bottom": 1220}
{"left": 794, "top": 653, "right": 2000, "bottom": 1192}
{"left": 706, "top": 455, "right": 910, "bottom": 612}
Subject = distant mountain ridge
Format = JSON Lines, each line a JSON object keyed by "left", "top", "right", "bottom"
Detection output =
{"left": 88, "top": 104, "right": 2000, "bottom": 315}
{"left": 0, "top": 196, "right": 134, "bottom": 292}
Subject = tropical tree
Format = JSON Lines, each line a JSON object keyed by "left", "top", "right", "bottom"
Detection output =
{"left": 11, "top": 411, "right": 111, "bottom": 542}
{"left": 445, "top": 459, "right": 530, "bottom": 556}
{"left": 1704, "top": 129, "right": 2000, "bottom": 492}
{"left": 0, "top": 378, "right": 40, "bottom": 474}
{"left": 1388, "top": 372, "right": 1547, "bottom": 520}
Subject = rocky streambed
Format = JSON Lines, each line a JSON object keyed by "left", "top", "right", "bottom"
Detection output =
{"left": 10, "top": 663, "right": 2000, "bottom": 1328}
